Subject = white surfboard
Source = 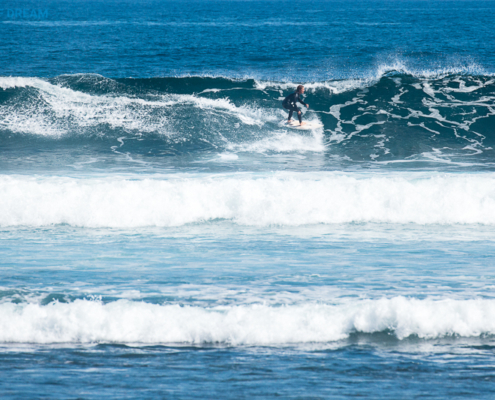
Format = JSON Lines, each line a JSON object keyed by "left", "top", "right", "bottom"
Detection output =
{"left": 284, "top": 120, "right": 323, "bottom": 130}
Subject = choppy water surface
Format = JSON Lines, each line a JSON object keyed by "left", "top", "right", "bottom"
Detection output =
{"left": 2, "top": 0, "right": 495, "bottom": 398}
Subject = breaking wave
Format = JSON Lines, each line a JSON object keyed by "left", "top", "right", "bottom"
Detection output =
{"left": 1, "top": 67, "right": 495, "bottom": 163}
{"left": 1, "top": 172, "right": 495, "bottom": 227}
{"left": 1, "top": 297, "right": 494, "bottom": 345}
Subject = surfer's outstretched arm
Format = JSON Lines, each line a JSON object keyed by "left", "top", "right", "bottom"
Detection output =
{"left": 297, "top": 94, "right": 308, "bottom": 108}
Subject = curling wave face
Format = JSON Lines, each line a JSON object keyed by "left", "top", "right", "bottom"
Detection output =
{"left": 1, "top": 70, "right": 494, "bottom": 169}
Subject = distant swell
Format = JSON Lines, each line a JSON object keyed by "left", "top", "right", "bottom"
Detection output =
{"left": 1, "top": 297, "right": 494, "bottom": 344}
{"left": 1, "top": 173, "right": 495, "bottom": 227}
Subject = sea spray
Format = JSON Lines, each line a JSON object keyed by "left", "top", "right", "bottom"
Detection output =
{"left": 1, "top": 173, "right": 495, "bottom": 227}
{"left": 1, "top": 297, "right": 494, "bottom": 344}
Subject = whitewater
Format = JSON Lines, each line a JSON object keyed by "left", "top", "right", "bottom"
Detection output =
{"left": 2, "top": 298, "right": 495, "bottom": 344}
{"left": 2, "top": 67, "right": 495, "bottom": 399}
{"left": 2, "top": 67, "right": 495, "bottom": 398}
{"left": 1, "top": 173, "right": 495, "bottom": 227}
{"left": 2, "top": 0, "right": 495, "bottom": 398}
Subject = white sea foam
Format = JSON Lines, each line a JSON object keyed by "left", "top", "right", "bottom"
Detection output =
{"left": 254, "top": 60, "right": 493, "bottom": 96}
{"left": 227, "top": 124, "right": 325, "bottom": 153}
{"left": 374, "top": 59, "right": 491, "bottom": 80}
{"left": 0, "top": 297, "right": 494, "bottom": 344}
{"left": 217, "top": 153, "right": 239, "bottom": 161}
{"left": 0, "top": 77, "right": 171, "bottom": 136}
{"left": 1, "top": 172, "right": 495, "bottom": 227}
{"left": 0, "top": 76, "right": 320, "bottom": 153}
{"left": 254, "top": 79, "right": 371, "bottom": 94}
{"left": 0, "top": 77, "right": 277, "bottom": 137}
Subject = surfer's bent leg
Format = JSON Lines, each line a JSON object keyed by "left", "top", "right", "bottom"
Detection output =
{"left": 286, "top": 105, "right": 301, "bottom": 122}
{"left": 283, "top": 103, "right": 292, "bottom": 121}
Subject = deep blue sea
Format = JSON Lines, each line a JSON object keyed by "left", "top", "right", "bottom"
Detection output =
{"left": 1, "top": 0, "right": 495, "bottom": 398}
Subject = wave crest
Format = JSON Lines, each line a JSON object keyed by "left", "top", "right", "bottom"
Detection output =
{"left": 1, "top": 173, "right": 495, "bottom": 227}
{"left": 1, "top": 297, "right": 494, "bottom": 345}
{"left": 1, "top": 70, "right": 495, "bottom": 161}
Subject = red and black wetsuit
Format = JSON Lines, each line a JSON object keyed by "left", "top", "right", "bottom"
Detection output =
{"left": 282, "top": 91, "right": 307, "bottom": 123}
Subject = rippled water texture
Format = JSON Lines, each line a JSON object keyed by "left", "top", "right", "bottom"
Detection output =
{"left": 2, "top": 0, "right": 495, "bottom": 398}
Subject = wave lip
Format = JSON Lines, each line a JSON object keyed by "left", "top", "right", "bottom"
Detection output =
{"left": 1, "top": 173, "right": 495, "bottom": 227}
{"left": 1, "top": 297, "right": 494, "bottom": 345}
{"left": 2, "top": 71, "right": 495, "bottom": 161}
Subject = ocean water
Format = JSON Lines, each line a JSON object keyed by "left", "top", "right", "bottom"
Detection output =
{"left": 2, "top": 0, "right": 495, "bottom": 398}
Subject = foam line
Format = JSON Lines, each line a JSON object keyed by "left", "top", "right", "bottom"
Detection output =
{"left": 0, "top": 77, "right": 276, "bottom": 137}
{"left": 1, "top": 173, "right": 495, "bottom": 227}
{"left": 0, "top": 297, "right": 494, "bottom": 344}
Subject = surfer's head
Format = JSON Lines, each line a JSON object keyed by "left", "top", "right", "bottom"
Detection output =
{"left": 297, "top": 85, "right": 304, "bottom": 94}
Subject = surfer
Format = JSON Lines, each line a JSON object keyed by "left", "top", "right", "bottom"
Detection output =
{"left": 283, "top": 85, "right": 309, "bottom": 126}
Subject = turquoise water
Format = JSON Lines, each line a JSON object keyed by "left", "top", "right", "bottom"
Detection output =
{"left": 1, "top": 225, "right": 495, "bottom": 397}
{"left": 2, "top": 0, "right": 495, "bottom": 398}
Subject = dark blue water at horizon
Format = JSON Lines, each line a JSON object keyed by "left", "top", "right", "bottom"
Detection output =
{"left": 2, "top": 0, "right": 495, "bottom": 80}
